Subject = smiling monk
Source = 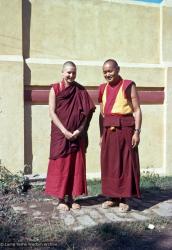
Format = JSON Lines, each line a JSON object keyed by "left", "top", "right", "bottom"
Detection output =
{"left": 45, "top": 61, "right": 95, "bottom": 211}
{"left": 98, "top": 59, "right": 142, "bottom": 212}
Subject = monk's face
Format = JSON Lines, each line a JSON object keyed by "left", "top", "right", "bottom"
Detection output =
{"left": 103, "top": 62, "right": 119, "bottom": 84}
{"left": 62, "top": 66, "right": 76, "bottom": 84}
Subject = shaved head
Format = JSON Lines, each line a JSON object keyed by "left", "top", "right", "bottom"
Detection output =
{"left": 102, "top": 59, "right": 120, "bottom": 84}
{"left": 103, "top": 59, "right": 119, "bottom": 69}
{"left": 62, "top": 61, "right": 76, "bottom": 72}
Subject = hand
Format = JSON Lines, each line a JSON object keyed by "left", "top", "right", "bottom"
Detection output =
{"left": 63, "top": 129, "right": 73, "bottom": 140}
{"left": 99, "top": 137, "right": 102, "bottom": 147}
{"left": 132, "top": 132, "right": 140, "bottom": 148}
{"left": 71, "top": 129, "right": 80, "bottom": 140}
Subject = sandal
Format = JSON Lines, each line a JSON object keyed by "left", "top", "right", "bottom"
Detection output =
{"left": 119, "top": 202, "right": 130, "bottom": 213}
{"left": 71, "top": 202, "right": 81, "bottom": 210}
{"left": 57, "top": 202, "right": 69, "bottom": 211}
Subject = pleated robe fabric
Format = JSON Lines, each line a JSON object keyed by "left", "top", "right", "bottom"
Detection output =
{"left": 99, "top": 79, "right": 141, "bottom": 198}
{"left": 45, "top": 81, "right": 95, "bottom": 199}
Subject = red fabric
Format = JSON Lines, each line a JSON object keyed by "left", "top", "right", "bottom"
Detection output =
{"left": 45, "top": 81, "right": 95, "bottom": 199}
{"left": 52, "top": 81, "right": 66, "bottom": 95}
{"left": 122, "top": 80, "right": 134, "bottom": 92}
{"left": 103, "top": 113, "right": 135, "bottom": 128}
{"left": 50, "top": 81, "right": 95, "bottom": 159}
{"left": 52, "top": 83, "right": 60, "bottom": 95}
{"left": 98, "top": 83, "right": 106, "bottom": 103}
{"left": 123, "top": 80, "right": 135, "bottom": 99}
{"left": 45, "top": 141, "right": 87, "bottom": 199}
{"left": 101, "top": 115, "right": 140, "bottom": 198}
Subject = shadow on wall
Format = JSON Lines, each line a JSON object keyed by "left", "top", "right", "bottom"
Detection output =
{"left": 22, "top": 0, "right": 32, "bottom": 174}
{"left": 22, "top": 0, "right": 31, "bottom": 61}
{"left": 24, "top": 105, "right": 32, "bottom": 174}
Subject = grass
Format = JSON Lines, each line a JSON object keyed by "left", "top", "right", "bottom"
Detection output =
{"left": 88, "top": 171, "right": 172, "bottom": 196}
{"left": 25, "top": 174, "right": 172, "bottom": 197}
{"left": 87, "top": 179, "right": 101, "bottom": 196}
{"left": 140, "top": 171, "right": 172, "bottom": 190}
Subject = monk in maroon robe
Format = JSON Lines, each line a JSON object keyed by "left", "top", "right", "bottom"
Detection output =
{"left": 99, "top": 59, "right": 142, "bottom": 212}
{"left": 45, "top": 61, "right": 95, "bottom": 211}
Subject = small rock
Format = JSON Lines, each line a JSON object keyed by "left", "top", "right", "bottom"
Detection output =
{"left": 148, "top": 224, "right": 155, "bottom": 230}
{"left": 33, "top": 211, "right": 42, "bottom": 217}
{"left": 52, "top": 201, "right": 59, "bottom": 206}
{"left": 29, "top": 204, "right": 37, "bottom": 209}
{"left": 12, "top": 206, "right": 26, "bottom": 212}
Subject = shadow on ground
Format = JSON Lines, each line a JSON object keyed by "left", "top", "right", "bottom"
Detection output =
{"left": 77, "top": 187, "right": 172, "bottom": 213}
{"left": 50, "top": 222, "right": 172, "bottom": 250}
{"left": 1, "top": 220, "right": 171, "bottom": 250}
{"left": 129, "top": 187, "right": 172, "bottom": 212}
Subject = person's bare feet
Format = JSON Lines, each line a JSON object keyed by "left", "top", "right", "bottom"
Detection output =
{"left": 119, "top": 200, "right": 130, "bottom": 213}
{"left": 102, "top": 200, "right": 114, "bottom": 209}
{"left": 102, "top": 198, "right": 120, "bottom": 209}
{"left": 57, "top": 202, "right": 69, "bottom": 211}
{"left": 71, "top": 202, "right": 81, "bottom": 210}
{"left": 67, "top": 196, "right": 81, "bottom": 210}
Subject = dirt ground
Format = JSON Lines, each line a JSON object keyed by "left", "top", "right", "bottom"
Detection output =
{"left": 0, "top": 186, "right": 172, "bottom": 250}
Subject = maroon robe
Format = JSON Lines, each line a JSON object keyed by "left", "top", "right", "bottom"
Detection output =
{"left": 99, "top": 79, "right": 141, "bottom": 198}
{"left": 45, "top": 81, "right": 95, "bottom": 199}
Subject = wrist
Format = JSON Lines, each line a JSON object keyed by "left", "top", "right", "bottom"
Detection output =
{"left": 134, "top": 128, "right": 141, "bottom": 134}
{"left": 61, "top": 128, "right": 67, "bottom": 134}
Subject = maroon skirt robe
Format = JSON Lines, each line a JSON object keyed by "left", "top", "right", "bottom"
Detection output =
{"left": 45, "top": 82, "right": 95, "bottom": 199}
{"left": 101, "top": 115, "right": 141, "bottom": 198}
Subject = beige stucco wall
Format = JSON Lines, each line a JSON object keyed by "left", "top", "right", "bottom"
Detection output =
{"left": 26, "top": 61, "right": 165, "bottom": 87}
{"left": 1, "top": 0, "right": 172, "bottom": 176}
{"left": 0, "top": 0, "right": 22, "bottom": 55}
{"left": 0, "top": 0, "right": 24, "bottom": 173}
{"left": 164, "top": 67, "right": 172, "bottom": 175}
{"left": 162, "top": 6, "right": 172, "bottom": 62}
{"left": 29, "top": 0, "right": 160, "bottom": 63}
{"left": 0, "top": 61, "right": 24, "bottom": 173}
{"left": 24, "top": 105, "right": 50, "bottom": 174}
{"left": 140, "top": 105, "right": 164, "bottom": 171}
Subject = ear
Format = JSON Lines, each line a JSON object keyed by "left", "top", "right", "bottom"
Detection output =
{"left": 117, "top": 66, "right": 120, "bottom": 73}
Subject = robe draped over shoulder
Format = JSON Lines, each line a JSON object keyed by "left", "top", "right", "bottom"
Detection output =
{"left": 45, "top": 81, "right": 95, "bottom": 199}
{"left": 50, "top": 81, "right": 95, "bottom": 160}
